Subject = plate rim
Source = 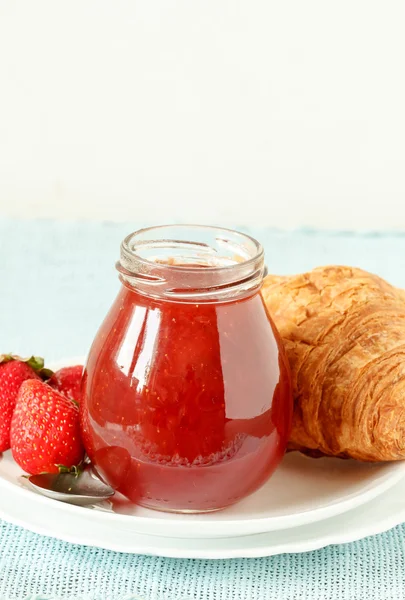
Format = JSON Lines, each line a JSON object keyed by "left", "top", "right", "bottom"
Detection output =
{"left": 1, "top": 470, "right": 405, "bottom": 559}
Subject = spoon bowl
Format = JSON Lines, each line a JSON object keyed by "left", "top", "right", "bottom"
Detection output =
{"left": 27, "top": 467, "right": 115, "bottom": 506}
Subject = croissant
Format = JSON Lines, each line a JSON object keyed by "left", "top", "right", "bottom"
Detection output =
{"left": 262, "top": 266, "right": 405, "bottom": 462}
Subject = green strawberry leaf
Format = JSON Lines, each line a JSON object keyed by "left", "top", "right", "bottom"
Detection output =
{"left": 0, "top": 353, "right": 15, "bottom": 364}
{"left": 57, "top": 462, "right": 85, "bottom": 477}
{"left": 39, "top": 368, "right": 54, "bottom": 380}
{"left": 25, "top": 356, "right": 45, "bottom": 372}
{"left": 0, "top": 354, "right": 53, "bottom": 379}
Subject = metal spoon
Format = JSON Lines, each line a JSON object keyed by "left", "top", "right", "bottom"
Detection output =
{"left": 27, "top": 467, "right": 115, "bottom": 506}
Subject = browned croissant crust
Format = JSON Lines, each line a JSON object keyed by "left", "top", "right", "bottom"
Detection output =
{"left": 262, "top": 266, "right": 405, "bottom": 461}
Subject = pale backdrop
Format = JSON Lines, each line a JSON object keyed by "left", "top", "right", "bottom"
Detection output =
{"left": 0, "top": 1, "right": 404, "bottom": 229}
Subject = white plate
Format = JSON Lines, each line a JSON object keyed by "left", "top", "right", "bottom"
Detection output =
{"left": 0, "top": 356, "right": 404, "bottom": 547}
{"left": 1, "top": 458, "right": 405, "bottom": 559}
{"left": 19, "top": 357, "right": 402, "bottom": 539}
{"left": 1, "top": 449, "right": 404, "bottom": 540}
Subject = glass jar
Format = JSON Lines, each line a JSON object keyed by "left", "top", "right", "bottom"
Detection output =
{"left": 80, "top": 225, "right": 292, "bottom": 513}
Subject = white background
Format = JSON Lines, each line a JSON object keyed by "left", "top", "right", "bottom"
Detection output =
{"left": 0, "top": 1, "right": 404, "bottom": 229}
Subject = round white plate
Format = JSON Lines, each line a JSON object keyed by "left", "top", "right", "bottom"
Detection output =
{"left": 1, "top": 458, "right": 405, "bottom": 559}
{"left": 1, "top": 356, "right": 404, "bottom": 547}
{"left": 1, "top": 448, "right": 405, "bottom": 540}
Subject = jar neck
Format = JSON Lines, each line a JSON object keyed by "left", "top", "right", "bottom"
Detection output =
{"left": 117, "top": 225, "right": 265, "bottom": 302}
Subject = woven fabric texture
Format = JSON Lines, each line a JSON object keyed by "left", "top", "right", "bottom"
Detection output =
{"left": 1, "top": 218, "right": 405, "bottom": 600}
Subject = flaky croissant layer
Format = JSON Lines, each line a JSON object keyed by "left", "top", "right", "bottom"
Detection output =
{"left": 262, "top": 266, "right": 405, "bottom": 462}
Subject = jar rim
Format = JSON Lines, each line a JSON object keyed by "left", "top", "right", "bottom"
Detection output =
{"left": 118, "top": 224, "right": 265, "bottom": 302}
{"left": 121, "top": 224, "right": 264, "bottom": 272}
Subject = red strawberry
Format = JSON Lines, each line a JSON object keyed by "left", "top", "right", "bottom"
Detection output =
{"left": 10, "top": 379, "right": 84, "bottom": 475}
{"left": 0, "top": 355, "right": 48, "bottom": 453}
{"left": 49, "top": 365, "right": 83, "bottom": 402}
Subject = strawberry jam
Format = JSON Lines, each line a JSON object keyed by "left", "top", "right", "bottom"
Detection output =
{"left": 81, "top": 226, "right": 292, "bottom": 512}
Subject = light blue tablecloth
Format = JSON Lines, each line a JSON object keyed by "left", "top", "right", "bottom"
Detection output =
{"left": 1, "top": 217, "right": 405, "bottom": 600}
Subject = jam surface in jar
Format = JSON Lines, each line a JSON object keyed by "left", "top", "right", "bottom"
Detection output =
{"left": 81, "top": 284, "right": 292, "bottom": 512}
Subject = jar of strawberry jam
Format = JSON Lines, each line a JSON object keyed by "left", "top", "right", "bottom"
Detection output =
{"left": 81, "top": 225, "right": 292, "bottom": 513}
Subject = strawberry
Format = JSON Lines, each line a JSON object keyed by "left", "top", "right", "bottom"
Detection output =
{"left": 0, "top": 355, "right": 49, "bottom": 453}
{"left": 10, "top": 379, "right": 84, "bottom": 475}
{"left": 49, "top": 365, "right": 83, "bottom": 402}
